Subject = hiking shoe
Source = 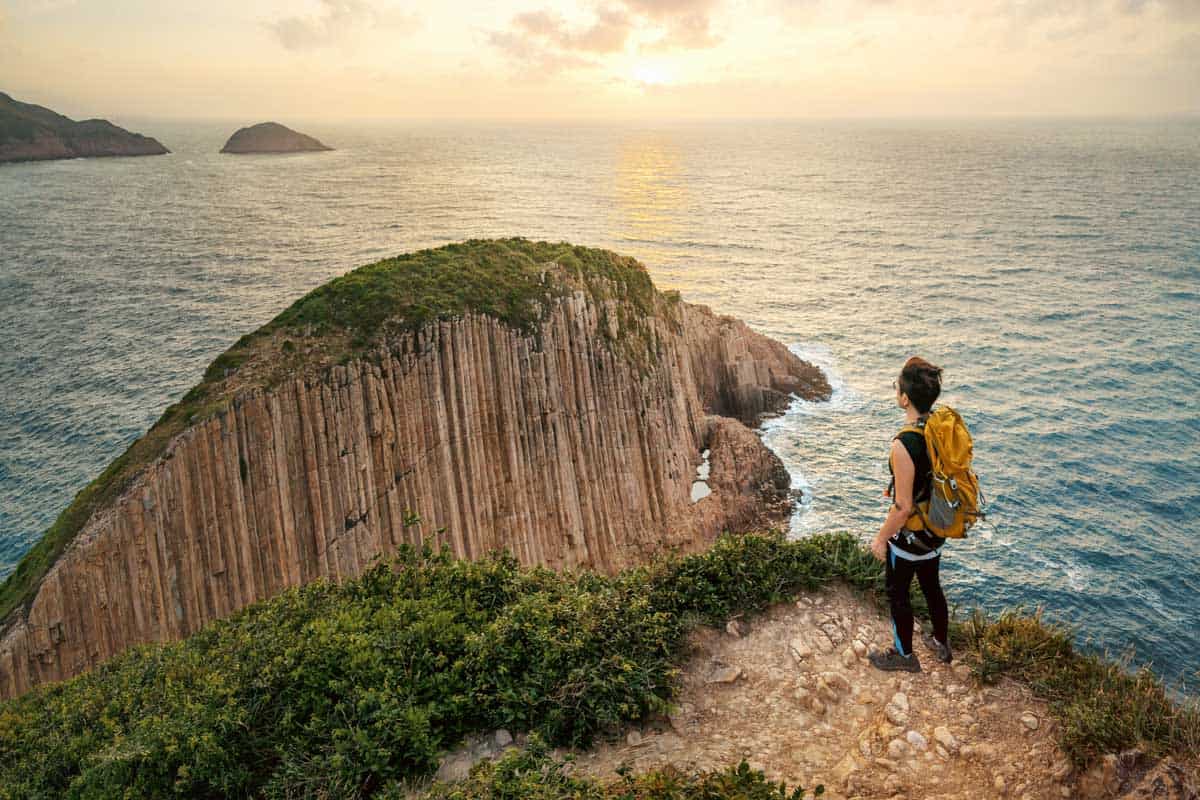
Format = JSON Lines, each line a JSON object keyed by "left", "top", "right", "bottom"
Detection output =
{"left": 921, "top": 632, "right": 953, "bottom": 664}
{"left": 868, "top": 647, "right": 921, "bottom": 672}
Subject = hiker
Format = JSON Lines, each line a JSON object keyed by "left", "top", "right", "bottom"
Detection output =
{"left": 868, "top": 356, "right": 952, "bottom": 672}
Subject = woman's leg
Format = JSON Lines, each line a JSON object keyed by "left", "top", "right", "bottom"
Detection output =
{"left": 886, "top": 548, "right": 918, "bottom": 655}
{"left": 915, "top": 555, "right": 950, "bottom": 645}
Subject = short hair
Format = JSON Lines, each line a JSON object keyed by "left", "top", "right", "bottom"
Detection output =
{"left": 899, "top": 357, "right": 942, "bottom": 414}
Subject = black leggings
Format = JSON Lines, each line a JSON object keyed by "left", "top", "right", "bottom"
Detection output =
{"left": 886, "top": 548, "right": 949, "bottom": 657}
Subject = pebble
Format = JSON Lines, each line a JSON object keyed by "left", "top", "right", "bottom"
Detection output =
{"left": 795, "top": 688, "right": 826, "bottom": 716}
{"left": 852, "top": 639, "right": 868, "bottom": 658}
{"left": 821, "top": 672, "right": 852, "bottom": 693}
{"left": 725, "top": 619, "right": 746, "bottom": 638}
{"left": 905, "top": 730, "right": 928, "bottom": 751}
{"left": 1020, "top": 712, "right": 1040, "bottom": 731}
{"left": 626, "top": 730, "right": 642, "bottom": 746}
{"left": 789, "top": 637, "right": 813, "bottom": 662}
{"left": 888, "top": 738, "right": 909, "bottom": 758}
{"left": 493, "top": 729, "right": 513, "bottom": 748}
{"left": 995, "top": 774, "right": 1007, "bottom": 794}
{"left": 932, "top": 726, "right": 958, "bottom": 753}
{"left": 885, "top": 692, "right": 911, "bottom": 726}
{"left": 841, "top": 647, "right": 858, "bottom": 668}
{"left": 706, "top": 665, "right": 743, "bottom": 684}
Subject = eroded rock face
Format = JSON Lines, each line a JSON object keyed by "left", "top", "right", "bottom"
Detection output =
{"left": 0, "top": 289, "right": 827, "bottom": 699}
{"left": 220, "top": 122, "right": 331, "bottom": 154}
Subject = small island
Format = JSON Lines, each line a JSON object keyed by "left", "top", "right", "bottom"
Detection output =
{"left": 220, "top": 121, "right": 332, "bottom": 154}
{"left": 0, "top": 91, "right": 168, "bottom": 164}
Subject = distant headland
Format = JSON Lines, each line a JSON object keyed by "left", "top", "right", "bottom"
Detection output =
{"left": 220, "top": 121, "right": 332, "bottom": 154}
{"left": 0, "top": 91, "right": 169, "bottom": 164}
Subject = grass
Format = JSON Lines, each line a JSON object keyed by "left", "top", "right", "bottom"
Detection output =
{"left": 0, "top": 530, "right": 1194, "bottom": 799}
{"left": 0, "top": 238, "right": 675, "bottom": 627}
{"left": 955, "top": 608, "right": 1200, "bottom": 766}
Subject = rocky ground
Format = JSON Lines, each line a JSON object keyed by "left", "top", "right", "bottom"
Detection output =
{"left": 430, "top": 584, "right": 1197, "bottom": 799}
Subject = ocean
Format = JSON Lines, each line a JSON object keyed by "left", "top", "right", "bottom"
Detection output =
{"left": 1, "top": 117, "right": 1197, "bottom": 690}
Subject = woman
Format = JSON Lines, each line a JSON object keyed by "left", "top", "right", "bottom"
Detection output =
{"left": 868, "top": 356, "right": 952, "bottom": 672}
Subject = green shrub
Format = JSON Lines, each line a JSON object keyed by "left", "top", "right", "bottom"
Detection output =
{"left": 0, "top": 532, "right": 870, "bottom": 798}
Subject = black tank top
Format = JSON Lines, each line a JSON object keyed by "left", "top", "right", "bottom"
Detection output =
{"left": 888, "top": 421, "right": 944, "bottom": 555}
{"left": 896, "top": 430, "right": 932, "bottom": 504}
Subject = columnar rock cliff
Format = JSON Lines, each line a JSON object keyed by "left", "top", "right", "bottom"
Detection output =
{"left": 0, "top": 240, "right": 829, "bottom": 699}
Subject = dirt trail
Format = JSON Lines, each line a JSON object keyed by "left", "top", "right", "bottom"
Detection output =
{"left": 566, "top": 586, "right": 1102, "bottom": 800}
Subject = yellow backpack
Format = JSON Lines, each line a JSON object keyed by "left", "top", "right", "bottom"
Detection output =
{"left": 897, "top": 406, "right": 985, "bottom": 539}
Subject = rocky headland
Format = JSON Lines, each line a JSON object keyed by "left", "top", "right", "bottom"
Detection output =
{"left": 0, "top": 91, "right": 169, "bottom": 163}
{"left": 0, "top": 238, "right": 828, "bottom": 699}
{"left": 220, "top": 121, "right": 332, "bottom": 153}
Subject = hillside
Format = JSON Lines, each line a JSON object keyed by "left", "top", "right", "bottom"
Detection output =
{"left": 0, "top": 91, "right": 168, "bottom": 163}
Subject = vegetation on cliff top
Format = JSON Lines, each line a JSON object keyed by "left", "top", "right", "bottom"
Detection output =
{"left": 0, "top": 531, "right": 1195, "bottom": 799}
{"left": 0, "top": 532, "right": 873, "bottom": 799}
{"left": 0, "top": 238, "right": 674, "bottom": 626}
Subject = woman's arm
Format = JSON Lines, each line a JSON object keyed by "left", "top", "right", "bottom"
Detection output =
{"left": 871, "top": 438, "right": 916, "bottom": 561}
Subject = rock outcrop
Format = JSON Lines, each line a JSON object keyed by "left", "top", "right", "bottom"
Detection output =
{"left": 0, "top": 240, "right": 829, "bottom": 699}
{"left": 0, "top": 91, "right": 169, "bottom": 163}
{"left": 220, "top": 122, "right": 332, "bottom": 154}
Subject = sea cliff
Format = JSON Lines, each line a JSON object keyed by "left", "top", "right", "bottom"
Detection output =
{"left": 0, "top": 239, "right": 829, "bottom": 699}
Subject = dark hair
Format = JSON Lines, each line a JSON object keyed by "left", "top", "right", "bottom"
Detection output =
{"left": 899, "top": 356, "right": 942, "bottom": 414}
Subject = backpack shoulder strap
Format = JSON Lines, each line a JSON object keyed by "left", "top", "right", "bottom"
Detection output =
{"left": 894, "top": 423, "right": 925, "bottom": 440}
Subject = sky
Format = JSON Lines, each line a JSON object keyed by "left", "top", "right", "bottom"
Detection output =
{"left": 0, "top": 0, "right": 1197, "bottom": 121}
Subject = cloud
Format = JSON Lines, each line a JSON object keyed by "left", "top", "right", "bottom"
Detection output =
{"left": 268, "top": 0, "right": 418, "bottom": 51}
{"left": 1120, "top": 0, "right": 1200, "bottom": 18}
{"left": 488, "top": 28, "right": 598, "bottom": 74}
{"left": 488, "top": 5, "right": 635, "bottom": 75}
{"left": 642, "top": 11, "right": 721, "bottom": 49}
{"left": 512, "top": 7, "right": 633, "bottom": 53}
{"left": 489, "top": 0, "right": 722, "bottom": 73}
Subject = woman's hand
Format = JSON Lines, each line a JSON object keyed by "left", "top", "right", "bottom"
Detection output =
{"left": 871, "top": 536, "right": 888, "bottom": 562}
